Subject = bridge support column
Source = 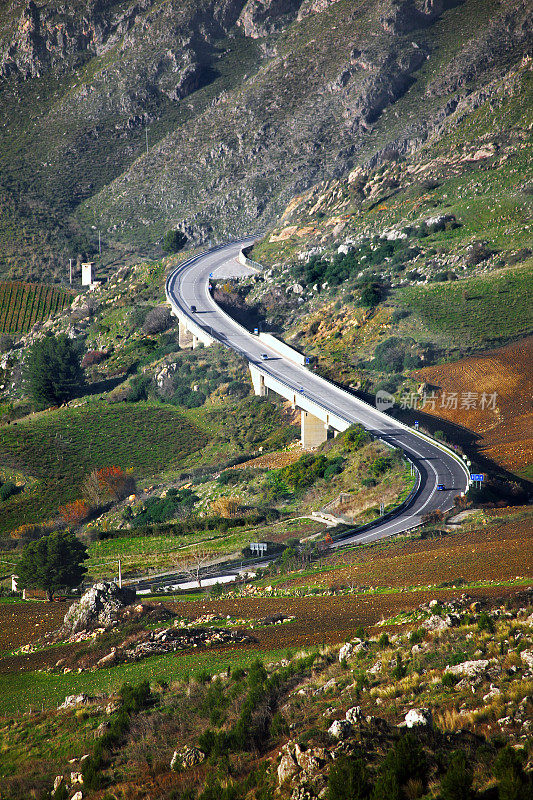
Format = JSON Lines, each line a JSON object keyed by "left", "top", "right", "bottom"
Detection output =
{"left": 249, "top": 365, "right": 266, "bottom": 396}
{"left": 179, "top": 320, "right": 194, "bottom": 349}
{"left": 301, "top": 410, "right": 329, "bottom": 449}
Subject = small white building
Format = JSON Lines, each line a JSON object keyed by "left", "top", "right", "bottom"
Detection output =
{"left": 81, "top": 262, "right": 94, "bottom": 286}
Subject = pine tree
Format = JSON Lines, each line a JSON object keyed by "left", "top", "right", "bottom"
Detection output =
{"left": 25, "top": 333, "right": 84, "bottom": 407}
{"left": 16, "top": 530, "right": 88, "bottom": 600}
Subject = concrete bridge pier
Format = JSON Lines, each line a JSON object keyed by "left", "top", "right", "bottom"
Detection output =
{"left": 301, "top": 410, "right": 330, "bottom": 449}
{"left": 179, "top": 319, "right": 194, "bottom": 349}
{"left": 249, "top": 365, "right": 267, "bottom": 397}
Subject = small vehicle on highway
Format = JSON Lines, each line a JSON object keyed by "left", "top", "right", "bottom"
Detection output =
{"left": 261, "top": 353, "right": 268, "bottom": 360}
{"left": 190, "top": 305, "right": 197, "bottom": 312}
{"left": 298, "top": 386, "right": 305, "bottom": 393}
{"left": 436, "top": 484, "right": 446, "bottom": 490}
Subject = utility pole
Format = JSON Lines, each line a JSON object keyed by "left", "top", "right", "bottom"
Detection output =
{"left": 145, "top": 127, "right": 149, "bottom": 155}
{"left": 98, "top": 230, "right": 101, "bottom": 256}
{"left": 69, "top": 258, "right": 73, "bottom": 285}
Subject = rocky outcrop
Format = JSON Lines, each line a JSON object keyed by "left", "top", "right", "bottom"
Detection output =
{"left": 238, "top": 0, "right": 303, "bottom": 38}
{"left": 170, "top": 745, "right": 206, "bottom": 771}
{"left": 405, "top": 708, "right": 432, "bottom": 728}
{"left": 379, "top": 0, "right": 453, "bottom": 35}
{"left": 62, "top": 582, "right": 136, "bottom": 635}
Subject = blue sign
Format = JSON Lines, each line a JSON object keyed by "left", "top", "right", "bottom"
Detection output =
{"left": 414, "top": 421, "right": 419, "bottom": 429}
{"left": 470, "top": 473, "right": 484, "bottom": 482}
{"left": 254, "top": 328, "right": 259, "bottom": 335}
{"left": 305, "top": 357, "right": 310, "bottom": 364}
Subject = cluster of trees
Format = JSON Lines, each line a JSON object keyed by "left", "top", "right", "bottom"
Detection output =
{"left": 328, "top": 738, "right": 531, "bottom": 800}
{"left": 129, "top": 487, "right": 198, "bottom": 527}
{"left": 266, "top": 452, "right": 345, "bottom": 500}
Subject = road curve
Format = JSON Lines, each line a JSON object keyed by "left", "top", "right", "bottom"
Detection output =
{"left": 166, "top": 238, "right": 470, "bottom": 548}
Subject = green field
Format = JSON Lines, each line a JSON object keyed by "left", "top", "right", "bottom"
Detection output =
{"left": 0, "top": 646, "right": 288, "bottom": 715}
{"left": 394, "top": 263, "right": 533, "bottom": 347}
{"left": 0, "top": 402, "right": 207, "bottom": 534}
{"left": 0, "top": 281, "right": 72, "bottom": 333}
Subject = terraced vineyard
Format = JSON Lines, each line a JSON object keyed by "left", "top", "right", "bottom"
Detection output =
{"left": 0, "top": 281, "right": 72, "bottom": 333}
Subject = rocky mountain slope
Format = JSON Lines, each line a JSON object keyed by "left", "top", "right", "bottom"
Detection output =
{"left": 0, "top": 0, "right": 531, "bottom": 279}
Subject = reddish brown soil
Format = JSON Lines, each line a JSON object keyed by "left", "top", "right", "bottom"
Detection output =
{"left": 280, "top": 514, "right": 533, "bottom": 591}
{"left": 0, "top": 601, "right": 68, "bottom": 655}
{"left": 415, "top": 337, "right": 533, "bottom": 472}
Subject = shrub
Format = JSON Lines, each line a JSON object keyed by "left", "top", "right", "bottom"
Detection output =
{"left": 477, "top": 612, "right": 495, "bottom": 633}
{"left": 379, "top": 633, "right": 390, "bottom": 648}
{"left": 328, "top": 754, "right": 371, "bottom": 800}
{"left": 409, "top": 629, "right": 425, "bottom": 645}
{"left": 391, "top": 655, "right": 407, "bottom": 680}
{"left": 81, "top": 350, "right": 107, "bottom": 368}
{"left": 59, "top": 499, "right": 91, "bottom": 528}
{"left": 0, "top": 481, "right": 18, "bottom": 502}
{"left": 25, "top": 333, "right": 84, "bottom": 408}
{"left": 372, "top": 733, "right": 427, "bottom": 799}
{"left": 442, "top": 672, "right": 459, "bottom": 689}
{"left": 344, "top": 424, "right": 369, "bottom": 450}
{"left": 441, "top": 751, "right": 473, "bottom": 800}
{"left": 142, "top": 305, "right": 172, "bottom": 334}
{"left": 218, "top": 469, "right": 242, "bottom": 486}
{"left": 493, "top": 746, "right": 530, "bottom": 800}
{"left": 162, "top": 230, "right": 187, "bottom": 253}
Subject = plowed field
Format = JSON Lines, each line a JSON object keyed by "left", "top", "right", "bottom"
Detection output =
{"left": 415, "top": 337, "right": 533, "bottom": 472}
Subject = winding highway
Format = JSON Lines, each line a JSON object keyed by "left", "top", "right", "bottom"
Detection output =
{"left": 165, "top": 238, "right": 471, "bottom": 554}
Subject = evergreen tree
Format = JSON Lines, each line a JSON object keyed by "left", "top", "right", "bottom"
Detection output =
{"left": 25, "top": 334, "right": 84, "bottom": 408}
{"left": 162, "top": 229, "right": 187, "bottom": 253}
{"left": 441, "top": 751, "right": 473, "bottom": 800}
{"left": 17, "top": 530, "right": 88, "bottom": 600}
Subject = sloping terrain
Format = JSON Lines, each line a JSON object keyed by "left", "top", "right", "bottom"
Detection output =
{"left": 415, "top": 337, "right": 533, "bottom": 474}
{"left": 0, "top": 0, "right": 531, "bottom": 279}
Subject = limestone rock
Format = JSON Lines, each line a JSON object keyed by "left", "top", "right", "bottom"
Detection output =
{"left": 58, "top": 694, "right": 90, "bottom": 711}
{"left": 170, "top": 745, "right": 205, "bottom": 771}
{"left": 62, "top": 582, "right": 136, "bottom": 634}
{"left": 345, "top": 706, "right": 363, "bottom": 724}
{"left": 328, "top": 719, "right": 352, "bottom": 739}
{"left": 520, "top": 650, "right": 533, "bottom": 669}
{"left": 71, "top": 792, "right": 83, "bottom": 800}
{"left": 339, "top": 642, "right": 353, "bottom": 661}
{"left": 278, "top": 750, "right": 299, "bottom": 784}
{"left": 445, "top": 659, "right": 490, "bottom": 678}
{"left": 405, "top": 708, "right": 432, "bottom": 728}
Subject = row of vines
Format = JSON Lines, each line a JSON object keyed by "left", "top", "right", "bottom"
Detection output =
{"left": 0, "top": 281, "right": 71, "bottom": 334}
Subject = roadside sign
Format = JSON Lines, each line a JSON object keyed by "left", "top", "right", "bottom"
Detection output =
{"left": 414, "top": 421, "right": 419, "bottom": 430}
{"left": 254, "top": 328, "right": 259, "bottom": 335}
{"left": 305, "top": 357, "right": 310, "bottom": 364}
{"left": 470, "top": 473, "right": 484, "bottom": 482}
{"left": 250, "top": 542, "right": 267, "bottom": 556}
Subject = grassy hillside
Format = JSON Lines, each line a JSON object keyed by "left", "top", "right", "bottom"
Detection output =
{"left": 0, "top": 402, "right": 207, "bottom": 535}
